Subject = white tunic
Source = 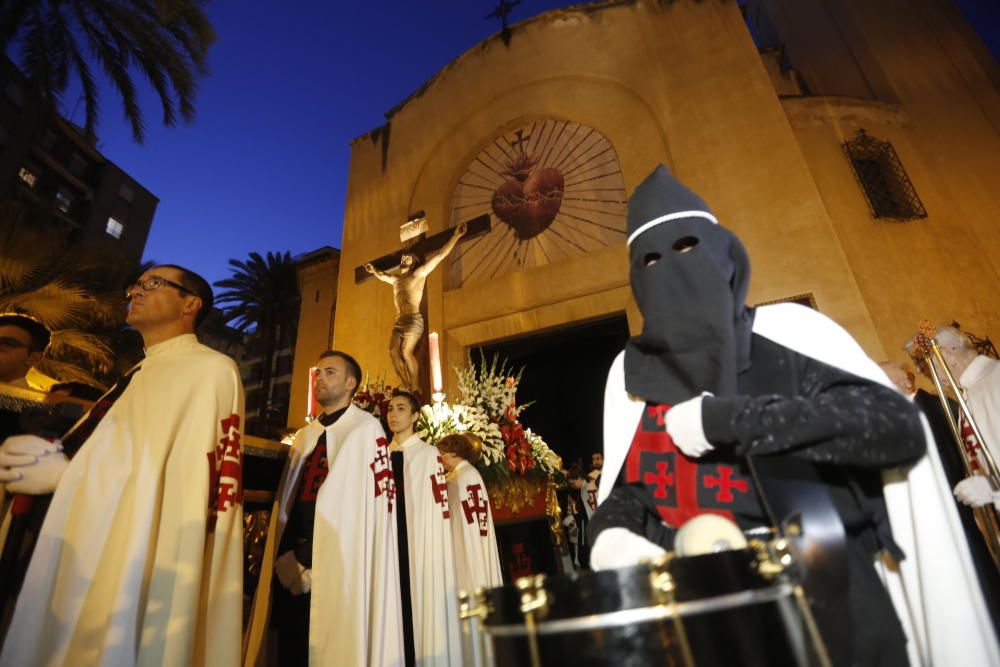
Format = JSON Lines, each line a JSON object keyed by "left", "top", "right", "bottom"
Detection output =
{"left": 244, "top": 404, "right": 404, "bottom": 667}
{"left": 447, "top": 460, "right": 503, "bottom": 593}
{"left": 960, "top": 355, "right": 1000, "bottom": 462}
{"left": 1, "top": 333, "right": 245, "bottom": 667}
{"left": 396, "top": 435, "right": 462, "bottom": 667}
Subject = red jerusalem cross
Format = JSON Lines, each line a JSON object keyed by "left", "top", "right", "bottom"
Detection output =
{"left": 462, "top": 484, "right": 490, "bottom": 537}
{"left": 703, "top": 466, "right": 748, "bottom": 503}
{"left": 371, "top": 437, "right": 396, "bottom": 512}
{"left": 430, "top": 460, "right": 450, "bottom": 519}
{"left": 647, "top": 405, "right": 669, "bottom": 427}
{"left": 644, "top": 461, "right": 674, "bottom": 499}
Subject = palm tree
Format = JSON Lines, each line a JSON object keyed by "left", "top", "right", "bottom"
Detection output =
{"left": 0, "top": 203, "right": 133, "bottom": 387}
{"left": 215, "top": 251, "right": 300, "bottom": 435}
{"left": 0, "top": 0, "right": 215, "bottom": 143}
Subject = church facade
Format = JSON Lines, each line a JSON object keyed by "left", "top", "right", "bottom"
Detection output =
{"left": 290, "top": 0, "right": 1000, "bottom": 426}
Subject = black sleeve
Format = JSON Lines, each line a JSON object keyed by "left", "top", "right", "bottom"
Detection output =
{"left": 587, "top": 482, "right": 677, "bottom": 550}
{"left": 701, "top": 356, "right": 925, "bottom": 468}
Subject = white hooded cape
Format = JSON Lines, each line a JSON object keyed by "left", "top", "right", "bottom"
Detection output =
{"left": 395, "top": 435, "right": 462, "bottom": 666}
{"left": 0, "top": 333, "right": 245, "bottom": 667}
{"left": 446, "top": 460, "right": 503, "bottom": 593}
{"left": 600, "top": 303, "right": 999, "bottom": 667}
{"left": 244, "top": 404, "right": 404, "bottom": 667}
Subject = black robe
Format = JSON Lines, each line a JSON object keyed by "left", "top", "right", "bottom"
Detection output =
{"left": 592, "top": 334, "right": 925, "bottom": 667}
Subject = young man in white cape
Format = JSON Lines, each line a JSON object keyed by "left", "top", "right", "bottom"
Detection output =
{"left": 0, "top": 265, "right": 245, "bottom": 667}
{"left": 244, "top": 350, "right": 403, "bottom": 667}
{"left": 386, "top": 391, "right": 462, "bottom": 667}
{"left": 436, "top": 432, "right": 503, "bottom": 593}
{"left": 590, "top": 166, "right": 999, "bottom": 667}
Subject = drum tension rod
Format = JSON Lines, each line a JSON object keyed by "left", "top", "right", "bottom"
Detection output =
{"left": 649, "top": 554, "right": 696, "bottom": 667}
{"left": 516, "top": 575, "right": 548, "bottom": 667}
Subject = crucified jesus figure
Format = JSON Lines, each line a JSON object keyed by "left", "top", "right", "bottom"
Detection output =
{"left": 364, "top": 221, "right": 468, "bottom": 390}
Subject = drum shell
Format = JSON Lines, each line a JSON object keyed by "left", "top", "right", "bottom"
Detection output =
{"left": 477, "top": 549, "right": 818, "bottom": 667}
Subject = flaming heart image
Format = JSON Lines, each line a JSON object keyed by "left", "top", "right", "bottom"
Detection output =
{"left": 491, "top": 151, "right": 565, "bottom": 240}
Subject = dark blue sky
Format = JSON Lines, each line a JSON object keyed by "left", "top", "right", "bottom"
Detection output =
{"left": 73, "top": 0, "right": 999, "bottom": 288}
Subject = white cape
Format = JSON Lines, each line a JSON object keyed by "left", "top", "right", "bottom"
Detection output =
{"left": 0, "top": 333, "right": 245, "bottom": 667}
{"left": 244, "top": 404, "right": 404, "bottom": 667}
{"left": 600, "top": 303, "right": 999, "bottom": 667}
{"left": 961, "top": 355, "right": 1000, "bottom": 460}
{"left": 447, "top": 460, "right": 503, "bottom": 593}
{"left": 396, "top": 435, "right": 462, "bottom": 667}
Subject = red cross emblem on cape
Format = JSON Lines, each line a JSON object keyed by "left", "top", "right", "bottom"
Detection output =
{"left": 371, "top": 437, "right": 396, "bottom": 513}
{"left": 207, "top": 413, "right": 243, "bottom": 532}
{"left": 625, "top": 404, "right": 754, "bottom": 527}
{"left": 299, "top": 441, "right": 329, "bottom": 502}
{"left": 462, "top": 484, "right": 490, "bottom": 537}
{"left": 431, "top": 457, "right": 450, "bottom": 519}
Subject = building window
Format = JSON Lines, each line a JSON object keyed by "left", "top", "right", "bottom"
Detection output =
{"left": 4, "top": 83, "right": 24, "bottom": 107}
{"left": 38, "top": 130, "right": 57, "bottom": 152}
{"left": 18, "top": 166, "right": 38, "bottom": 188}
{"left": 118, "top": 183, "right": 135, "bottom": 203}
{"left": 54, "top": 188, "right": 74, "bottom": 214}
{"left": 105, "top": 217, "right": 124, "bottom": 239}
{"left": 68, "top": 153, "right": 88, "bottom": 178}
{"left": 843, "top": 130, "right": 927, "bottom": 221}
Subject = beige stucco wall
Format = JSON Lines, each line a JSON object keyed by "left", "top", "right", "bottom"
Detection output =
{"left": 768, "top": 0, "right": 1000, "bottom": 363}
{"left": 288, "top": 253, "right": 339, "bottom": 427}
{"left": 331, "top": 0, "right": 964, "bottom": 396}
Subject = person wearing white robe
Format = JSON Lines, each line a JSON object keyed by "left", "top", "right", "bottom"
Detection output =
{"left": 387, "top": 392, "right": 462, "bottom": 667}
{"left": 437, "top": 433, "right": 502, "bottom": 593}
{"left": 0, "top": 265, "right": 245, "bottom": 667}
{"left": 244, "top": 350, "right": 404, "bottom": 667}
{"left": 930, "top": 326, "right": 1000, "bottom": 509}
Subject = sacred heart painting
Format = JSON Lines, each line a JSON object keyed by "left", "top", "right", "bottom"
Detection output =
{"left": 448, "top": 119, "right": 627, "bottom": 289}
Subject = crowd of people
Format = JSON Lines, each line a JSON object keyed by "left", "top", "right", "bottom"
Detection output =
{"left": 0, "top": 164, "right": 997, "bottom": 666}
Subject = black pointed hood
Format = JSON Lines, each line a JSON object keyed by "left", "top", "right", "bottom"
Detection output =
{"left": 624, "top": 165, "right": 754, "bottom": 404}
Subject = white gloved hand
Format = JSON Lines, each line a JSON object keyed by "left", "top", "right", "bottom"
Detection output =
{"left": 0, "top": 436, "right": 68, "bottom": 494}
{"left": 590, "top": 527, "right": 667, "bottom": 571}
{"left": 275, "top": 550, "right": 312, "bottom": 596}
{"left": 954, "top": 475, "right": 1000, "bottom": 508}
{"left": 665, "top": 395, "right": 714, "bottom": 458}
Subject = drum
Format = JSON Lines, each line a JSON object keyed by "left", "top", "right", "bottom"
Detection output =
{"left": 459, "top": 542, "right": 828, "bottom": 667}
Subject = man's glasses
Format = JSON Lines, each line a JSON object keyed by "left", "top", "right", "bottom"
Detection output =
{"left": 125, "top": 276, "right": 196, "bottom": 300}
{"left": 0, "top": 337, "right": 31, "bottom": 351}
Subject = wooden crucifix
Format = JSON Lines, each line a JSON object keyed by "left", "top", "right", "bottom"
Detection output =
{"left": 357, "top": 213, "right": 490, "bottom": 391}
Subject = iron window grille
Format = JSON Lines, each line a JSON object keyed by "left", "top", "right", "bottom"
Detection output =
{"left": 843, "top": 130, "right": 927, "bottom": 221}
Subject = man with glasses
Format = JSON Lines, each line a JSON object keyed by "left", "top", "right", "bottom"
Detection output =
{"left": 0, "top": 265, "right": 246, "bottom": 667}
{"left": 0, "top": 312, "right": 50, "bottom": 390}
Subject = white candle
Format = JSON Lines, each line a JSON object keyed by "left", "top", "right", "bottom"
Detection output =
{"left": 428, "top": 332, "right": 443, "bottom": 393}
{"left": 307, "top": 367, "right": 318, "bottom": 420}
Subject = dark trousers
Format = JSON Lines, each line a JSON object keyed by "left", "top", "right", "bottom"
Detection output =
{"left": 273, "top": 584, "right": 311, "bottom": 667}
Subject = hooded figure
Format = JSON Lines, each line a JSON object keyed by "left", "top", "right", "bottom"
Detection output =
{"left": 590, "top": 165, "right": 998, "bottom": 667}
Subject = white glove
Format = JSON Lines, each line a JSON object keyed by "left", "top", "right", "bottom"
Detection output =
{"left": 0, "top": 436, "right": 68, "bottom": 494}
{"left": 275, "top": 550, "right": 312, "bottom": 596}
{"left": 954, "top": 476, "right": 1000, "bottom": 509}
{"left": 590, "top": 527, "right": 667, "bottom": 570}
{"left": 665, "top": 395, "right": 714, "bottom": 458}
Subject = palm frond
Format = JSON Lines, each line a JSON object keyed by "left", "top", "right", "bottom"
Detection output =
{"left": 0, "top": 207, "right": 57, "bottom": 291}
{"left": 0, "top": 280, "right": 99, "bottom": 329}
{"left": 47, "top": 329, "right": 114, "bottom": 373}
{"left": 35, "top": 358, "right": 106, "bottom": 389}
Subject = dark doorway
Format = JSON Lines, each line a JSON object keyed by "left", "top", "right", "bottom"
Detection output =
{"left": 476, "top": 316, "right": 630, "bottom": 478}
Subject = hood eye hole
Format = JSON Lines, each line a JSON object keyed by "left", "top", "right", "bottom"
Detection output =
{"left": 673, "top": 236, "right": 699, "bottom": 253}
{"left": 644, "top": 252, "right": 661, "bottom": 267}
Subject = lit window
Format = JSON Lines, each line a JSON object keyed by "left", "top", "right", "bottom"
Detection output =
{"left": 18, "top": 167, "right": 38, "bottom": 188}
{"left": 106, "top": 217, "right": 124, "bottom": 239}
{"left": 55, "top": 188, "right": 74, "bottom": 214}
{"left": 118, "top": 183, "right": 135, "bottom": 203}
